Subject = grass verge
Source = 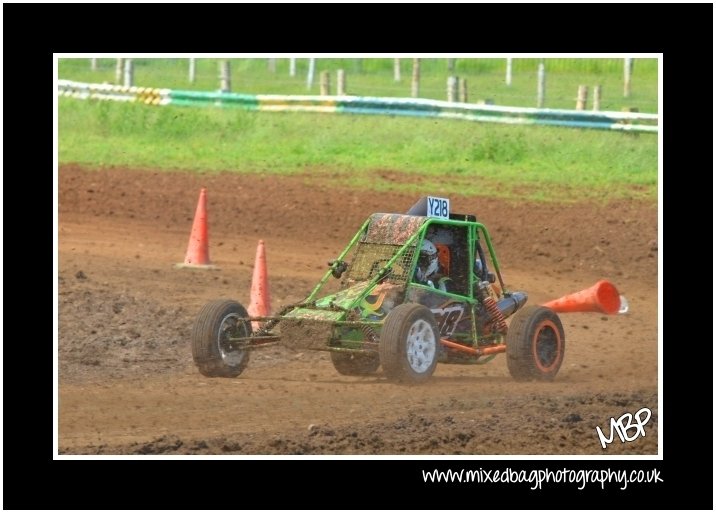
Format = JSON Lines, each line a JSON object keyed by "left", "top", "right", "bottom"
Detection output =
{"left": 59, "top": 98, "right": 657, "bottom": 203}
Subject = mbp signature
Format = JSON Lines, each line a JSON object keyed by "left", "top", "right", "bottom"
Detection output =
{"left": 595, "top": 407, "right": 652, "bottom": 449}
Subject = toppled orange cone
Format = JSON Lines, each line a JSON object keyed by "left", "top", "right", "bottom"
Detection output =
{"left": 175, "top": 188, "right": 217, "bottom": 269}
{"left": 543, "top": 279, "right": 626, "bottom": 315}
{"left": 248, "top": 240, "right": 271, "bottom": 328}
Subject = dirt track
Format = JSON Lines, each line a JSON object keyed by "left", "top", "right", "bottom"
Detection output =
{"left": 58, "top": 165, "right": 658, "bottom": 455}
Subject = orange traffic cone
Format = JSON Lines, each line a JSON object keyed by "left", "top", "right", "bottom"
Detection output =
{"left": 175, "top": 188, "right": 217, "bottom": 269}
{"left": 248, "top": 240, "right": 271, "bottom": 328}
{"left": 543, "top": 279, "right": 623, "bottom": 315}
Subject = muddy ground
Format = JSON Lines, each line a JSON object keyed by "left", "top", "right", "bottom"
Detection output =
{"left": 58, "top": 165, "right": 658, "bottom": 455}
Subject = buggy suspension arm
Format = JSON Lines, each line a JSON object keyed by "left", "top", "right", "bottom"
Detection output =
{"left": 441, "top": 339, "right": 506, "bottom": 356}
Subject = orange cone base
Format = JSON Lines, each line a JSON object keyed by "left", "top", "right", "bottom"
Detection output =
{"left": 174, "top": 262, "right": 219, "bottom": 270}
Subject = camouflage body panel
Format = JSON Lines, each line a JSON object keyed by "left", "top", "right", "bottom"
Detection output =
{"left": 357, "top": 282, "right": 404, "bottom": 320}
{"left": 283, "top": 308, "right": 345, "bottom": 322}
{"left": 313, "top": 281, "right": 371, "bottom": 311}
{"left": 279, "top": 282, "right": 405, "bottom": 351}
{"left": 364, "top": 213, "right": 426, "bottom": 245}
{"left": 285, "top": 281, "right": 404, "bottom": 322}
{"left": 278, "top": 318, "right": 337, "bottom": 350}
{"left": 280, "top": 306, "right": 344, "bottom": 350}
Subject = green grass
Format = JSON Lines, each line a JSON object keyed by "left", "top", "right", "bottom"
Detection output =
{"left": 59, "top": 57, "right": 658, "bottom": 113}
{"left": 58, "top": 98, "right": 657, "bottom": 203}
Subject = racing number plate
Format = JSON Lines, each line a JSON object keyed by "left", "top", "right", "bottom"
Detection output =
{"left": 427, "top": 197, "right": 450, "bottom": 219}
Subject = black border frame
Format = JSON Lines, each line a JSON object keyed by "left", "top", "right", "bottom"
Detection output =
{"left": 3, "top": 2, "right": 711, "bottom": 510}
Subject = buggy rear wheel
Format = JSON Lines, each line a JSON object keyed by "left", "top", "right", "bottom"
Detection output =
{"left": 330, "top": 352, "right": 381, "bottom": 376}
{"left": 379, "top": 303, "right": 439, "bottom": 384}
{"left": 506, "top": 305, "right": 565, "bottom": 381}
{"left": 192, "top": 300, "right": 251, "bottom": 378}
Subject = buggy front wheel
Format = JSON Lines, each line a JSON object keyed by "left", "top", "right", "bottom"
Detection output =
{"left": 506, "top": 305, "right": 565, "bottom": 381}
{"left": 191, "top": 300, "right": 252, "bottom": 378}
{"left": 379, "top": 303, "right": 439, "bottom": 384}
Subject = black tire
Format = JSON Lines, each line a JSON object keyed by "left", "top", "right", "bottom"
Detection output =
{"left": 330, "top": 352, "right": 381, "bottom": 376}
{"left": 379, "top": 303, "right": 439, "bottom": 384}
{"left": 506, "top": 305, "right": 565, "bottom": 381}
{"left": 191, "top": 300, "right": 251, "bottom": 378}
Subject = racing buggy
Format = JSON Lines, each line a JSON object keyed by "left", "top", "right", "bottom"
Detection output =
{"left": 191, "top": 197, "right": 565, "bottom": 384}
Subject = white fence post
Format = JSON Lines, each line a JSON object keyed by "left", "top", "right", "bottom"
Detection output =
{"left": 447, "top": 58, "right": 456, "bottom": 73}
{"left": 576, "top": 85, "right": 588, "bottom": 110}
{"left": 320, "top": 70, "right": 330, "bottom": 96}
{"left": 593, "top": 85, "right": 602, "bottom": 111}
{"left": 447, "top": 76, "right": 457, "bottom": 102}
{"left": 189, "top": 58, "right": 196, "bottom": 83}
{"left": 411, "top": 58, "right": 420, "bottom": 98}
{"left": 623, "top": 57, "right": 633, "bottom": 98}
{"left": 393, "top": 58, "right": 401, "bottom": 82}
{"left": 458, "top": 78, "right": 468, "bottom": 103}
{"left": 115, "top": 58, "right": 124, "bottom": 84}
{"left": 268, "top": 58, "right": 276, "bottom": 73}
{"left": 505, "top": 57, "right": 512, "bottom": 86}
{"left": 307, "top": 58, "right": 316, "bottom": 90}
{"left": 289, "top": 58, "right": 296, "bottom": 77}
{"left": 537, "top": 61, "right": 545, "bottom": 108}
{"left": 337, "top": 69, "right": 346, "bottom": 95}
{"left": 219, "top": 60, "right": 231, "bottom": 92}
{"left": 90, "top": 58, "right": 98, "bottom": 71}
{"left": 123, "top": 59, "right": 134, "bottom": 87}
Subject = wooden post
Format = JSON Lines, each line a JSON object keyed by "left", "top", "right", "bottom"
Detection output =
{"left": 90, "top": 58, "right": 98, "bottom": 71}
{"left": 115, "top": 58, "right": 124, "bottom": 84}
{"left": 576, "top": 85, "right": 588, "bottom": 110}
{"left": 458, "top": 78, "right": 468, "bottom": 103}
{"left": 411, "top": 58, "right": 420, "bottom": 98}
{"left": 219, "top": 60, "right": 231, "bottom": 92}
{"left": 189, "top": 58, "right": 196, "bottom": 83}
{"left": 593, "top": 85, "right": 602, "bottom": 111}
{"left": 307, "top": 58, "right": 316, "bottom": 90}
{"left": 320, "top": 70, "right": 330, "bottom": 96}
{"left": 268, "top": 58, "right": 276, "bottom": 73}
{"left": 337, "top": 69, "right": 346, "bottom": 95}
{"left": 289, "top": 58, "right": 296, "bottom": 77}
{"left": 505, "top": 57, "right": 512, "bottom": 86}
{"left": 393, "top": 58, "right": 401, "bottom": 82}
{"left": 123, "top": 59, "right": 134, "bottom": 87}
{"left": 537, "top": 61, "right": 545, "bottom": 108}
{"left": 447, "top": 58, "right": 456, "bottom": 73}
{"left": 623, "top": 57, "right": 633, "bottom": 98}
{"left": 447, "top": 76, "right": 457, "bottom": 103}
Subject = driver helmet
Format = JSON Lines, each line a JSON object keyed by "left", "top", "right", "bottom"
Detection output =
{"left": 417, "top": 239, "right": 439, "bottom": 282}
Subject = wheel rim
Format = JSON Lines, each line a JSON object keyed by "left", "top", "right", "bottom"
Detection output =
{"left": 406, "top": 318, "right": 436, "bottom": 374}
{"left": 532, "top": 319, "right": 561, "bottom": 373}
{"left": 217, "top": 312, "right": 248, "bottom": 367}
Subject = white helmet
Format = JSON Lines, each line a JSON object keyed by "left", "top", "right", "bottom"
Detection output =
{"left": 417, "top": 239, "right": 439, "bottom": 282}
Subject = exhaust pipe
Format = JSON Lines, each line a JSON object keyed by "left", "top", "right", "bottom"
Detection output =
{"left": 496, "top": 291, "right": 528, "bottom": 318}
